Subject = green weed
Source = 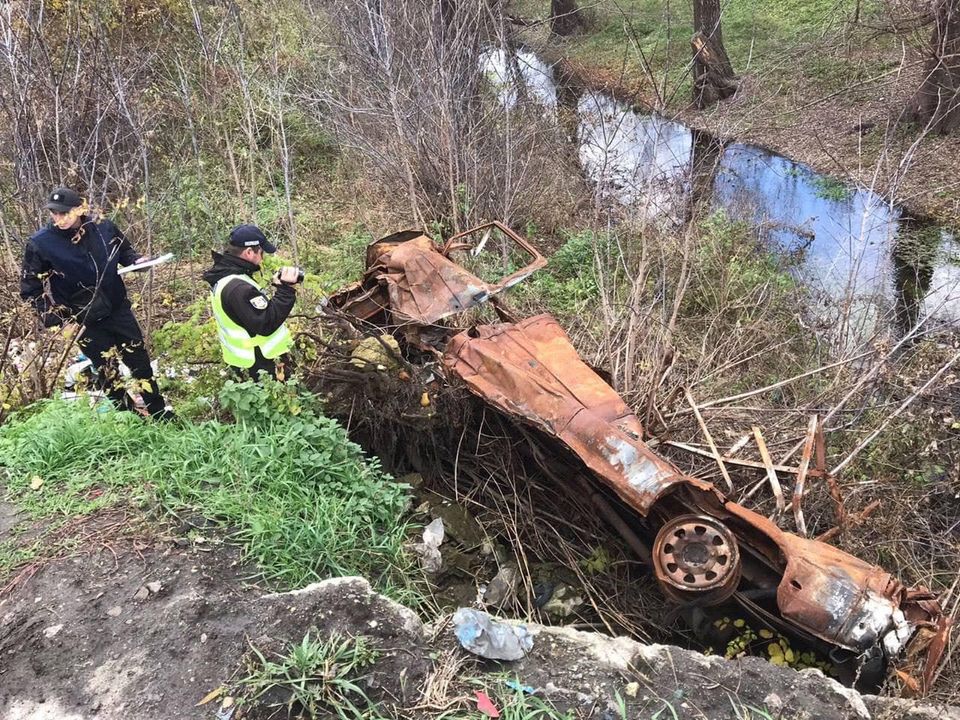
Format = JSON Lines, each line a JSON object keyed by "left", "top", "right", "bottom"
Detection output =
{"left": 516, "top": 230, "right": 602, "bottom": 318}
{"left": 0, "top": 380, "right": 417, "bottom": 598}
{"left": 238, "top": 632, "right": 387, "bottom": 720}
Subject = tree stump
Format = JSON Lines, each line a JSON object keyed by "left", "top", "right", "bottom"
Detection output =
{"left": 691, "top": 31, "right": 738, "bottom": 109}
{"left": 550, "top": 0, "right": 583, "bottom": 37}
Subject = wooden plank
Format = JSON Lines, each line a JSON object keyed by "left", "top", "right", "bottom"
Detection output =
{"left": 792, "top": 415, "right": 819, "bottom": 536}
{"left": 665, "top": 440, "right": 810, "bottom": 476}
{"left": 685, "top": 387, "right": 733, "bottom": 492}
{"left": 752, "top": 426, "right": 785, "bottom": 515}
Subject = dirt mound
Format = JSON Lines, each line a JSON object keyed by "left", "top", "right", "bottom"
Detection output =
{"left": 0, "top": 540, "right": 427, "bottom": 719}
{"left": 1, "top": 535, "right": 957, "bottom": 719}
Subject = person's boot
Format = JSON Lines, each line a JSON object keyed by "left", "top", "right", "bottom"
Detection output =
{"left": 140, "top": 378, "right": 175, "bottom": 421}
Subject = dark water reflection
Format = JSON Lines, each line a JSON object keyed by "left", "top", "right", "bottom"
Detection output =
{"left": 485, "top": 49, "right": 959, "bottom": 341}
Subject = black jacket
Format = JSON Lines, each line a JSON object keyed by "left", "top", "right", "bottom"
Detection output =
{"left": 202, "top": 251, "right": 296, "bottom": 339}
{"left": 20, "top": 217, "right": 139, "bottom": 326}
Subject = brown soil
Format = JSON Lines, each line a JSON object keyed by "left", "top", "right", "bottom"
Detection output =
{"left": 1, "top": 506, "right": 958, "bottom": 719}
{"left": 0, "top": 516, "right": 428, "bottom": 720}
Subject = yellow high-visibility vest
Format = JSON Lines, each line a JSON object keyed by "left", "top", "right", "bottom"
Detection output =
{"left": 211, "top": 274, "right": 292, "bottom": 368}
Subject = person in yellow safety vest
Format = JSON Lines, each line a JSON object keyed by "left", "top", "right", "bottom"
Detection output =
{"left": 202, "top": 225, "right": 298, "bottom": 380}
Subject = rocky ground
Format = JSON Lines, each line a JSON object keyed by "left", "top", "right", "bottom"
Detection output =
{"left": 1, "top": 511, "right": 958, "bottom": 720}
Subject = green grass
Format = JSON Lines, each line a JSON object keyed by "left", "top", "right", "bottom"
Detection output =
{"left": 515, "top": 0, "right": 891, "bottom": 107}
{"left": 238, "top": 632, "right": 387, "bottom": 720}
{"left": 514, "top": 229, "right": 603, "bottom": 318}
{"left": 0, "top": 380, "right": 417, "bottom": 599}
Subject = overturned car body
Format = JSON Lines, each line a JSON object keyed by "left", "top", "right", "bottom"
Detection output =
{"left": 328, "top": 222, "right": 949, "bottom": 692}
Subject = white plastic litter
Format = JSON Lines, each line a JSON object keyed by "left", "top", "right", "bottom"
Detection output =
{"left": 452, "top": 607, "right": 533, "bottom": 661}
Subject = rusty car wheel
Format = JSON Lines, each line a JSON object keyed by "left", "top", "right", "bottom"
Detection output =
{"left": 652, "top": 514, "right": 741, "bottom": 605}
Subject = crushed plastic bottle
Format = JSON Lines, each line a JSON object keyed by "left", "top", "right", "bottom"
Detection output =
{"left": 452, "top": 608, "right": 533, "bottom": 661}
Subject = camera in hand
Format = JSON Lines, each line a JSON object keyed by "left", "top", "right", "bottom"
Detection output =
{"left": 276, "top": 267, "right": 306, "bottom": 285}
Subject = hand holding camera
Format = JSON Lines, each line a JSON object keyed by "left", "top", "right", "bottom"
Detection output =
{"left": 274, "top": 266, "right": 305, "bottom": 286}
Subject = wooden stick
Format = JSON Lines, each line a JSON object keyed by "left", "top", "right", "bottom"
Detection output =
{"left": 665, "top": 440, "right": 813, "bottom": 476}
{"left": 685, "top": 387, "right": 732, "bottom": 492}
{"left": 673, "top": 351, "right": 873, "bottom": 415}
{"left": 831, "top": 350, "right": 960, "bottom": 476}
{"left": 792, "top": 415, "right": 819, "bottom": 536}
{"left": 752, "top": 426, "right": 785, "bottom": 515}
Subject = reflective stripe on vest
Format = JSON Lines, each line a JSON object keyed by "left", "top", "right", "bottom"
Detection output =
{"left": 211, "top": 274, "right": 292, "bottom": 368}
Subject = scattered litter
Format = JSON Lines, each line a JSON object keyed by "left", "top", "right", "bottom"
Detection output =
{"left": 133, "top": 586, "right": 149, "bottom": 601}
{"left": 624, "top": 681, "right": 639, "bottom": 698}
{"left": 474, "top": 690, "right": 501, "bottom": 718}
{"left": 453, "top": 608, "right": 533, "bottom": 661}
{"left": 413, "top": 517, "right": 445, "bottom": 574}
{"left": 42, "top": 624, "right": 63, "bottom": 639}
{"left": 29, "top": 476, "right": 43, "bottom": 491}
{"left": 504, "top": 679, "right": 535, "bottom": 694}
{"left": 483, "top": 566, "right": 520, "bottom": 608}
{"left": 146, "top": 581, "right": 162, "bottom": 594}
{"left": 106, "top": 606, "right": 122, "bottom": 617}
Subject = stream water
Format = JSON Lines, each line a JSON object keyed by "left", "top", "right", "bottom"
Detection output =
{"left": 485, "top": 49, "right": 960, "bottom": 343}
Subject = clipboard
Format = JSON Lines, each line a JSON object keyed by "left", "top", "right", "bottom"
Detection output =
{"left": 118, "top": 252, "right": 175, "bottom": 275}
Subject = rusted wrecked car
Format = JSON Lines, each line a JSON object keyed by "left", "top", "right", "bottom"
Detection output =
{"left": 326, "top": 222, "right": 950, "bottom": 693}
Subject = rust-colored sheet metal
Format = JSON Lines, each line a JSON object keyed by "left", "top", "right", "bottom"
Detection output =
{"left": 328, "top": 222, "right": 546, "bottom": 326}
{"left": 443, "top": 314, "right": 715, "bottom": 514}
{"left": 443, "top": 312, "right": 947, "bottom": 688}
{"left": 723, "top": 503, "right": 939, "bottom": 654}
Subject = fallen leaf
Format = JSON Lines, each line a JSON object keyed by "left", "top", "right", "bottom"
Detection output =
{"left": 29, "top": 476, "right": 43, "bottom": 491}
{"left": 475, "top": 690, "right": 500, "bottom": 718}
{"left": 196, "top": 686, "right": 225, "bottom": 706}
{"left": 895, "top": 669, "right": 920, "bottom": 695}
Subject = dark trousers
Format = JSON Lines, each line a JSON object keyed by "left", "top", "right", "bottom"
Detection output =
{"left": 232, "top": 353, "right": 290, "bottom": 383}
{"left": 78, "top": 305, "right": 167, "bottom": 417}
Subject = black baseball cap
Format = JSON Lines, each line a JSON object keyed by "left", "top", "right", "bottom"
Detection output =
{"left": 45, "top": 187, "right": 84, "bottom": 213}
{"left": 228, "top": 224, "right": 277, "bottom": 253}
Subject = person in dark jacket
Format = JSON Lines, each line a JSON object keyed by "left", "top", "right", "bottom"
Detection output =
{"left": 201, "top": 224, "right": 298, "bottom": 381}
{"left": 20, "top": 187, "right": 172, "bottom": 419}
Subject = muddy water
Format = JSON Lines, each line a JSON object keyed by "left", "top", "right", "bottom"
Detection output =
{"left": 485, "top": 49, "right": 959, "bottom": 341}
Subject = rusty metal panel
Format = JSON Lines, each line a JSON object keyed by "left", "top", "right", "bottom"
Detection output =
{"left": 328, "top": 223, "right": 546, "bottom": 326}
{"left": 722, "top": 502, "right": 940, "bottom": 659}
{"left": 443, "top": 314, "right": 710, "bottom": 514}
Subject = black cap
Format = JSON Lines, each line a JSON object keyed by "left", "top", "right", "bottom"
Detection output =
{"left": 228, "top": 224, "right": 277, "bottom": 254}
{"left": 45, "top": 187, "right": 84, "bottom": 213}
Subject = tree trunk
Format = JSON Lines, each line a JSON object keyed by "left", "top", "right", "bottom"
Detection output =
{"left": 687, "top": 128, "right": 725, "bottom": 221}
{"left": 691, "top": 0, "right": 738, "bottom": 109}
{"left": 550, "top": 0, "right": 583, "bottom": 36}
{"left": 908, "top": 0, "right": 960, "bottom": 134}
